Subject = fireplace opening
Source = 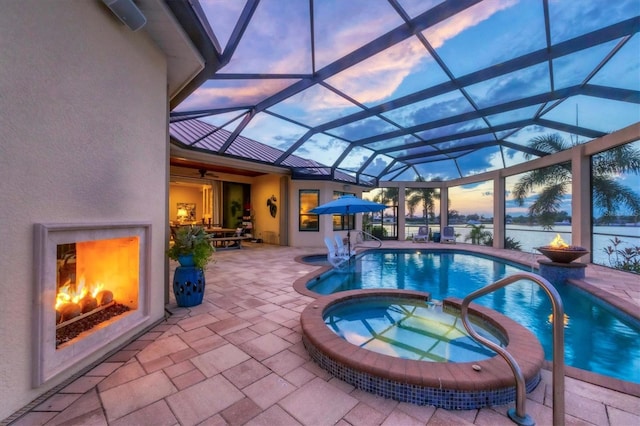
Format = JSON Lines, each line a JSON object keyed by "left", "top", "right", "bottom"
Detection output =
{"left": 34, "top": 222, "right": 151, "bottom": 386}
{"left": 55, "top": 236, "right": 139, "bottom": 347}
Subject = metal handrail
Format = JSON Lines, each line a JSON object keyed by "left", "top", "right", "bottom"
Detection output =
{"left": 354, "top": 230, "right": 382, "bottom": 248}
{"left": 460, "top": 272, "right": 565, "bottom": 426}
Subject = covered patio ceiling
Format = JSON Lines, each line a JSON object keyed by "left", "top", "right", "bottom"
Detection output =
{"left": 167, "top": 0, "right": 640, "bottom": 186}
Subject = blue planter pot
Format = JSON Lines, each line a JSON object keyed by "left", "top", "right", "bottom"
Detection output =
{"left": 173, "top": 266, "right": 205, "bottom": 307}
{"left": 177, "top": 254, "right": 196, "bottom": 267}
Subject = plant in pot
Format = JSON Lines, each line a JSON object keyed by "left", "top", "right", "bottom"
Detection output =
{"left": 167, "top": 226, "right": 214, "bottom": 307}
{"left": 167, "top": 225, "right": 215, "bottom": 268}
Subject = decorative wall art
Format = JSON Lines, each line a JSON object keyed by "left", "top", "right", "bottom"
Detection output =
{"left": 267, "top": 195, "right": 277, "bottom": 218}
{"left": 176, "top": 202, "right": 196, "bottom": 222}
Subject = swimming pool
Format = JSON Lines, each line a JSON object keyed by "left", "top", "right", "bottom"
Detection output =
{"left": 305, "top": 249, "right": 640, "bottom": 384}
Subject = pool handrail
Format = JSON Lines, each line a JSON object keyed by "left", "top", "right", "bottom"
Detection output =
{"left": 353, "top": 230, "right": 382, "bottom": 248}
{"left": 460, "top": 272, "right": 565, "bottom": 426}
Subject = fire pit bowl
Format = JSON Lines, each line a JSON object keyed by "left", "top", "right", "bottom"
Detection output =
{"left": 536, "top": 246, "right": 588, "bottom": 263}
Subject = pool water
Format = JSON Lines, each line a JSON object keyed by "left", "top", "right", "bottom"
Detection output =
{"left": 307, "top": 249, "right": 640, "bottom": 384}
{"left": 324, "top": 298, "right": 503, "bottom": 362}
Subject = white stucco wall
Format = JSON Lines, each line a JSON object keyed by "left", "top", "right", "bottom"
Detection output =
{"left": 0, "top": 1, "right": 169, "bottom": 419}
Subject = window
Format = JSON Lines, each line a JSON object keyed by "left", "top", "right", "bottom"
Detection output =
{"left": 299, "top": 190, "right": 319, "bottom": 231}
{"left": 332, "top": 191, "right": 355, "bottom": 231}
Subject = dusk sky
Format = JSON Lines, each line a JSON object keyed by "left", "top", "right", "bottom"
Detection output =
{"left": 172, "top": 0, "right": 639, "bottom": 216}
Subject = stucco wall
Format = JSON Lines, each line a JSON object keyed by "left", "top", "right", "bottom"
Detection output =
{"left": 0, "top": 1, "right": 169, "bottom": 419}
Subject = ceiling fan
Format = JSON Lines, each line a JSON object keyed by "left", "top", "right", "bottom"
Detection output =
{"left": 170, "top": 168, "right": 219, "bottom": 182}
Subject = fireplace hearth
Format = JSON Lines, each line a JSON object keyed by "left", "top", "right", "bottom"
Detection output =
{"left": 34, "top": 222, "right": 151, "bottom": 386}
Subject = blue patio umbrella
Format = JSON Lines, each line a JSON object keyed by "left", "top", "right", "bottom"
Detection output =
{"left": 310, "top": 195, "right": 386, "bottom": 254}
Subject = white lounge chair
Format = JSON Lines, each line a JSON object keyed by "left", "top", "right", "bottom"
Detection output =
{"left": 324, "top": 236, "right": 349, "bottom": 267}
{"left": 441, "top": 226, "right": 456, "bottom": 243}
{"left": 335, "top": 234, "right": 356, "bottom": 257}
{"left": 412, "top": 226, "right": 429, "bottom": 242}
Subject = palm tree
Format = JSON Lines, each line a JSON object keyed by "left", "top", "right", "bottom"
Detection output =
{"left": 513, "top": 134, "right": 640, "bottom": 229}
{"left": 465, "top": 224, "right": 492, "bottom": 245}
{"left": 406, "top": 177, "right": 440, "bottom": 226}
{"left": 371, "top": 187, "right": 398, "bottom": 206}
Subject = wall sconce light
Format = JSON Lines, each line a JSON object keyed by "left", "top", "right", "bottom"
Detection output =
{"left": 102, "top": 0, "right": 147, "bottom": 32}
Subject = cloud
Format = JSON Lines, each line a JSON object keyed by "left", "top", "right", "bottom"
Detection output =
{"left": 423, "top": 0, "right": 518, "bottom": 49}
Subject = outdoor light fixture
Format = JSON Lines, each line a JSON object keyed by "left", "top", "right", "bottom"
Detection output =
{"left": 101, "top": 0, "right": 147, "bottom": 32}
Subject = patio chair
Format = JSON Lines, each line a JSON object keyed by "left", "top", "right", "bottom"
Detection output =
{"left": 324, "top": 237, "right": 349, "bottom": 267}
{"left": 335, "top": 234, "right": 356, "bottom": 257}
{"left": 441, "top": 226, "right": 456, "bottom": 244}
{"left": 412, "top": 226, "right": 429, "bottom": 242}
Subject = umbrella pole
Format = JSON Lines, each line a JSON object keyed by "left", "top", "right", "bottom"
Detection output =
{"left": 347, "top": 207, "right": 351, "bottom": 256}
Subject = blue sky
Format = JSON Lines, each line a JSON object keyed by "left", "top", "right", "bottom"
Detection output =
{"left": 173, "top": 0, "right": 639, "bottom": 216}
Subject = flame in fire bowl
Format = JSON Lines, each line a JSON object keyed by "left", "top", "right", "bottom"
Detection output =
{"left": 537, "top": 234, "right": 588, "bottom": 263}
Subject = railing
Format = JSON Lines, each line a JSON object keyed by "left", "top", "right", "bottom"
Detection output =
{"left": 460, "top": 272, "right": 565, "bottom": 426}
{"left": 353, "top": 230, "right": 383, "bottom": 248}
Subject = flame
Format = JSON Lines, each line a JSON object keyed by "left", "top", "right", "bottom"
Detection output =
{"left": 548, "top": 234, "right": 569, "bottom": 249}
{"left": 55, "top": 275, "right": 105, "bottom": 310}
{"left": 548, "top": 313, "right": 570, "bottom": 327}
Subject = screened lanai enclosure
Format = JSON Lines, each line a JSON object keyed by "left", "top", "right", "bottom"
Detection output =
{"left": 167, "top": 0, "right": 639, "bottom": 271}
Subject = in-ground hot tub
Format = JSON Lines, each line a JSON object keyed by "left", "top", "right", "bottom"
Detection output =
{"left": 300, "top": 289, "right": 544, "bottom": 409}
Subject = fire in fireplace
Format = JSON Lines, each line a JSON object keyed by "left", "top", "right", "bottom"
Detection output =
{"left": 34, "top": 223, "right": 151, "bottom": 386}
{"left": 55, "top": 237, "right": 139, "bottom": 347}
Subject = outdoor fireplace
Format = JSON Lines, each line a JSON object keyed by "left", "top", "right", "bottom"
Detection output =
{"left": 34, "top": 223, "right": 151, "bottom": 386}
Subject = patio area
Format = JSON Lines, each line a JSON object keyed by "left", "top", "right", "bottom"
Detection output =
{"left": 6, "top": 242, "right": 640, "bottom": 426}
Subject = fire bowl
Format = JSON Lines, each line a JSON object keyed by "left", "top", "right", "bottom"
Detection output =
{"left": 536, "top": 247, "right": 589, "bottom": 263}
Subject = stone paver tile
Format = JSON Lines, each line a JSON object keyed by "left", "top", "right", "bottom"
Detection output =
{"left": 97, "top": 360, "right": 146, "bottom": 392}
{"left": 197, "top": 414, "right": 227, "bottom": 426}
{"left": 86, "top": 362, "right": 124, "bottom": 377}
{"left": 166, "top": 375, "right": 244, "bottom": 425}
{"left": 381, "top": 408, "right": 425, "bottom": 426}
{"left": 179, "top": 325, "right": 215, "bottom": 344}
{"left": 279, "top": 377, "right": 358, "bottom": 425}
{"left": 344, "top": 402, "right": 387, "bottom": 426}
{"left": 564, "top": 388, "right": 608, "bottom": 425}
{"left": 10, "top": 411, "right": 57, "bottom": 426}
{"left": 169, "top": 347, "right": 199, "bottom": 363}
{"left": 221, "top": 397, "right": 262, "bottom": 425}
{"left": 101, "top": 370, "right": 177, "bottom": 422}
{"left": 206, "top": 316, "right": 252, "bottom": 335}
{"left": 46, "top": 388, "right": 103, "bottom": 425}
{"left": 164, "top": 359, "right": 195, "bottom": 378}
{"left": 426, "top": 408, "right": 476, "bottom": 425}
{"left": 240, "top": 333, "right": 291, "bottom": 361}
{"left": 224, "top": 327, "right": 261, "bottom": 345}
{"left": 349, "top": 388, "right": 398, "bottom": 415}
{"left": 136, "top": 335, "right": 189, "bottom": 364}
{"left": 396, "top": 401, "right": 437, "bottom": 423}
{"left": 243, "top": 373, "right": 296, "bottom": 409}
{"left": 301, "top": 360, "right": 332, "bottom": 381}
{"left": 566, "top": 377, "right": 640, "bottom": 416}
{"left": 189, "top": 333, "right": 228, "bottom": 354}
{"left": 473, "top": 408, "right": 516, "bottom": 426}
{"left": 110, "top": 400, "right": 177, "bottom": 426}
{"left": 249, "top": 319, "right": 280, "bottom": 334}
{"left": 222, "top": 358, "right": 271, "bottom": 389}
{"left": 608, "top": 405, "right": 640, "bottom": 425}
{"left": 105, "top": 350, "right": 138, "bottom": 363}
{"left": 60, "top": 376, "right": 104, "bottom": 394}
{"left": 177, "top": 313, "right": 219, "bottom": 331}
{"left": 328, "top": 377, "right": 355, "bottom": 394}
{"left": 283, "top": 366, "right": 316, "bottom": 387}
{"left": 244, "top": 404, "right": 302, "bottom": 426}
{"left": 172, "top": 368, "right": 206, "bottom": 390}
{"left": 191, "top": 343, "right": 251, "bottom": 377}
{"left": 262, "top": 349, "right": 306, "bottom": 376}
{"left": 33, "top": 393, "right": 82, "bottom": 412}
{"left": 141, "top": 355, "right": 175, "bottom": 374}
